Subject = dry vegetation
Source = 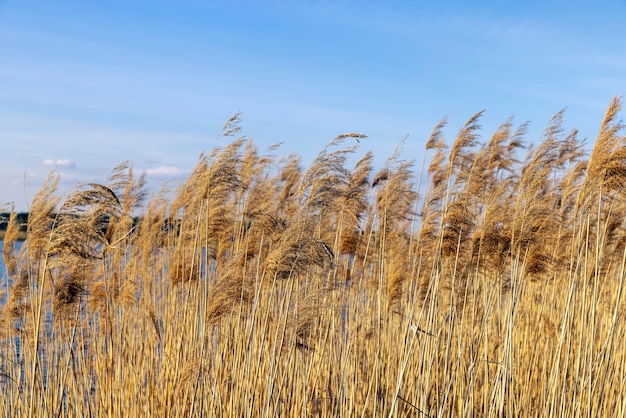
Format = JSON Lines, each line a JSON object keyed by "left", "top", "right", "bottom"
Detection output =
{"left": 2, "top": 97, "right": 626, "bottom": 417}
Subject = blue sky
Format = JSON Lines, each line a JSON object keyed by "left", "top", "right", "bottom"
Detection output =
{"left": 1, "top": 0, "right": 625, "bottom": 212}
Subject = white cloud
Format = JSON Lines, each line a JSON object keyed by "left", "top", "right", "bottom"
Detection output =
{"left": 42, "top": 158, "right": 76, "bottom": 169}
{"left": 144, "top": 165, "right": 185, "bottom": 176}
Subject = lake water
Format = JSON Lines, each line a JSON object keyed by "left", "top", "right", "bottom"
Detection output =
{"left": 1, "top": 240, "right": 6, "bottom": 281}
{"left": 0, "top": 239, "right": 23, "bottom": 285}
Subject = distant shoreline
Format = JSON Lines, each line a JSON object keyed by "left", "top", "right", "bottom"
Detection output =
{"left": 0, "top": 230, "right": 28, "bottom": 241}
{"left": 0, "top": 212, "right": 29, "bottom": 241}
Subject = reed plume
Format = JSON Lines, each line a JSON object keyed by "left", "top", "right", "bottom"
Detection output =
{"left": 418, "top": 118, "right": 449, "bottom": 251}
{"left": 22, "top": 172, "right": 60, "bottom": 263}
{"left": 273, "top": 153, "right": 303, "bottom": 223}
{"left": 264, "top": 225, "right": 334, "bottom": 281}
{"left": 337, "top": 151, "right": 373, "bottom": 258}
{"left": 169, "top": 137, "right": 245, "bottom": 283}
{"left": 205, "top": 253, "right": 252, "bottom": 325}
{"left": 576, "top": 96, "right": 625, "bottom": 213}
{"left": 510, "top": 110, "right": 573, "bottom": 276}
{"left": 464, "top": 119, "right": 526, "bottom": 274}
{"left": 573, "top": 96, "right": 626, "bottom": 278}
{"left": 2, "top": 205, "right": 20, "bottom": 278}
{"left": 372, "top": 140, "right": 417, "bottom": 309}
{"left": 298, "top": 134, "right": 364, "bottom": 217}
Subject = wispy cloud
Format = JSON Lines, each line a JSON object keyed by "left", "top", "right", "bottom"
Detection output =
{"left": 42, "top": 158, "right": 76, "bottom": 169}
{"left": 144, "top": 165, "right": 186, "bottom": 177}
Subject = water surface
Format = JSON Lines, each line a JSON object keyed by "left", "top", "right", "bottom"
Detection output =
{"left": 0, "top": 239, "right": 23, "bottom": 287}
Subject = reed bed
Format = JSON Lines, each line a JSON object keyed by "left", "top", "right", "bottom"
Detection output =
{"left": 1, "top": 98, "right": 626, "bottom": 417}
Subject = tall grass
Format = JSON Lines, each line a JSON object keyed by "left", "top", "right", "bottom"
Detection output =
{"left": 1, "top": 97, "right": 626, "bottom": 417}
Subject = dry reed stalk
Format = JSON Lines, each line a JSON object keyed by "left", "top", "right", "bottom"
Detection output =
{"left": 3, "top": 105, "right": 626, "bottom": 416}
